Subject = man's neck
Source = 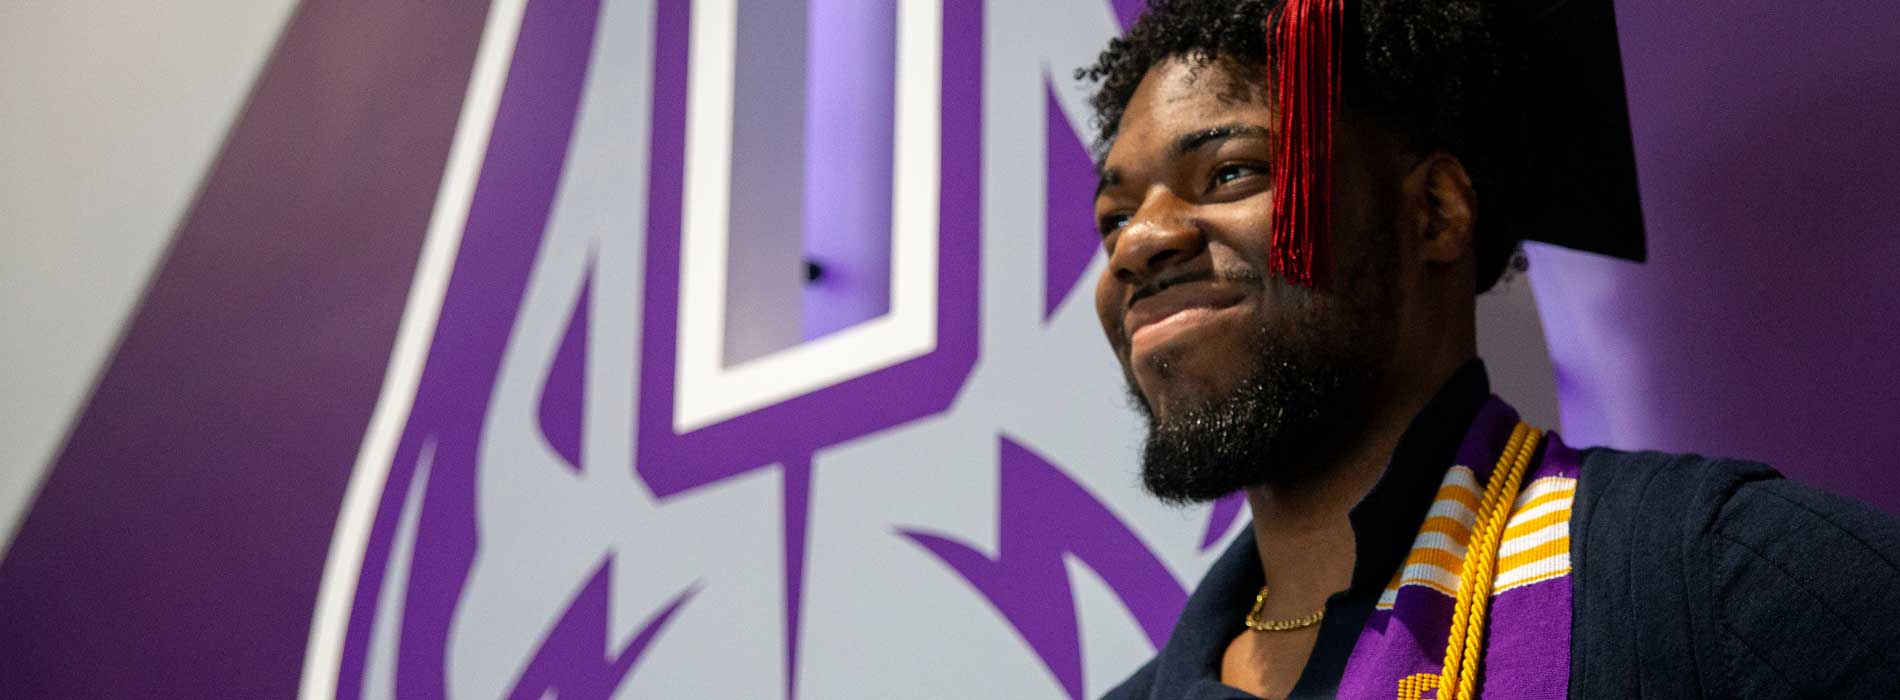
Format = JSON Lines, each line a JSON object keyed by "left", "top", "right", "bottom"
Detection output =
{"left": 1244, "top": 356, "right": 1469, "bottom": 607}
{"left": 1218, "top": 358, "right": 1472, "bottom": 699}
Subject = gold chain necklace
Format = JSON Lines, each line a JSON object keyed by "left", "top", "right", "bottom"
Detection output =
{"left": 1243, "top": 583, "right": 1325, "bottom": 632}
{"left": 1238, "top": 418, "right": 1544, "bottom": 676}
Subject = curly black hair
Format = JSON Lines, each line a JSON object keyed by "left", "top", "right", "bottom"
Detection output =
{"left": 1076, "top": 0, "right": 1528, "bottom": 292}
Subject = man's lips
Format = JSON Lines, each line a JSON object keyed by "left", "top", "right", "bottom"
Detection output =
{"left": 1123, "top": 280, "right": 1246, "bottom": 350}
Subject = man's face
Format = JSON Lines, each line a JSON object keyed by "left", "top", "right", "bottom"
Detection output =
{"left": 1091, "top": 57, "right": 1402, "bottom": 502}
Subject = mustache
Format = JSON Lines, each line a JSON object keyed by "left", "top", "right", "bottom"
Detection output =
{"left": 1128, "top": 266, "right": 1265, "bottom": 307}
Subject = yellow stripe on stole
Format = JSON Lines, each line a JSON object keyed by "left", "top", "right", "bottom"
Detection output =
{"left": 1432, "top": 480, "right": 1483, "bottom": 514}
{"left": 1378, "top": 474, "right": 1576, "bottom": 609}
{"left": 1493, "top": 476, "right": 1575, "bottom": 593}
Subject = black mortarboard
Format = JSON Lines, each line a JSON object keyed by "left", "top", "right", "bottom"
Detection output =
{"left": 1505, "top": 0, "right": 1648, "bottom": 262}
{"left": 1268, "top": 0, "right": 1646, "bottom": 289}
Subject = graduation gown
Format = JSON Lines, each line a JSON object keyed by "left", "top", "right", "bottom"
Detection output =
{"left": 1104, "top": 363, "right": 1900, "bottom": 699}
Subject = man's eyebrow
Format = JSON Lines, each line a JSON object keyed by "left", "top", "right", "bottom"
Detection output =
{"left": 1095, "top": 168, "right": 1120, "bottom": 200}
{"left": 1095, "top": 124, "right": 1272, "bottom": 200}
{"left": 1173, "top": 123, "right": 1271, "bottom": 157}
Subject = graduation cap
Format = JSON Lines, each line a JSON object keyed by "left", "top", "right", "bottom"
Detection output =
{"left": 1267, "top": 0, "right": 1648, "bottom": 289}
{"left": 1509, "top": 0, "right": 1647, "bottom": 263}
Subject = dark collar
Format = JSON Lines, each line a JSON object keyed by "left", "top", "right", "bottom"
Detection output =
{"left": 1343, "top": 360, "right": 1491, "bottom": 595}
{"left": 1141, "top": 361, "right": 1492, "bottom": 699}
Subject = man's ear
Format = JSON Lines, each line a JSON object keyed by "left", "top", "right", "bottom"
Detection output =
{"left": 1407, "top": 153, "right": 1476, "bottom": 265}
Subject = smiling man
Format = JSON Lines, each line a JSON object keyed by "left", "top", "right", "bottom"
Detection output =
{"left": 1079, "top": 1, "right": 1900, "bottom": 699}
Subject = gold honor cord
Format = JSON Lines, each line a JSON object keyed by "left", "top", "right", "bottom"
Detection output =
{"left": 1436, "top": 421, "right": 1543, "bottom": 700}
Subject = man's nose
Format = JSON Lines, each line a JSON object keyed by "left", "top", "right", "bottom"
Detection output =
{"left": 1110, "top": 195, "right": 1204, "bottom": 287}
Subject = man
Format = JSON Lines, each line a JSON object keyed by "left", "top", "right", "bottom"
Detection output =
{"left": 1080, "top": 1, "right": 1900, "bottom": 698}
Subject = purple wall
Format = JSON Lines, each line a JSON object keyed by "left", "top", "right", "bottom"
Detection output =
{"left": 801, "top": 0, "right": 897, "bottom": 340}
{"left": 1534, "top": 0, "right": 1900, "bottom": 513}
{"left": 0, "top": 2, "right": 486, "bottom": 697}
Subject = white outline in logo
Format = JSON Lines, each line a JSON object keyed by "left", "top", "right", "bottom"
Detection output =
{"left": 673, "top": 0, "right": 942, "bottom": 433}
{"left": 298, "top": 2, "right": 527, "bottom": 698}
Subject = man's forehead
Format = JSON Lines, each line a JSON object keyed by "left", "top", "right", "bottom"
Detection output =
{"left": 1098, "top": 59, "right": 1274, "bottom": 174}
{"left": 1133, "top": 57, "right": 1267, "bottom": 116}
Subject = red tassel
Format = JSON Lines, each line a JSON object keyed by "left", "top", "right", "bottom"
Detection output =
{"left": 1268, "top": 0, "right": 1342, "bottom": 288}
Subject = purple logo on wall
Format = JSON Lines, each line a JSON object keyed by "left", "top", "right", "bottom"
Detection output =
{"left": 306, "top": 1, "right": 1199, "bottom": 698}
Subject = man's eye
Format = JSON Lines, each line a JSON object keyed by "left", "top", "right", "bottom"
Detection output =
{"left": 1209, "top": 164, "right": 1264, "bottom": 191}
{"left": 1098, "top": 214, "right": 1130, "bottom": 237}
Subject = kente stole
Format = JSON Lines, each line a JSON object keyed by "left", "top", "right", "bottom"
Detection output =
{"left": 1336, "top": 398, "right": 1578, "bottom": 700}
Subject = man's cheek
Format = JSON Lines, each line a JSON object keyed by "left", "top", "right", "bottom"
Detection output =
{"left": 1093, "top": 276, "right": 1126, "bottom": 351}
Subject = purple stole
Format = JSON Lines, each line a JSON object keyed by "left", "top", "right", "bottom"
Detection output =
{"left": 1337, "top": 398, "right": 1579, "bottom": 699}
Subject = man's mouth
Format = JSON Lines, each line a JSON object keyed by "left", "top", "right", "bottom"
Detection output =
{"left": 1123, "top": 280, "right": 1246, "bottom": 353}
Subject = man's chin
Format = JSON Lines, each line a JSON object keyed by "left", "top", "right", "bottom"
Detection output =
{"left": 1135, "top": 393, "right": 1282, "bottom": 505}
{"left": 1140, "top": 435, "right": 1276, "bottom": 505}
{"left": 1139, "top": 467, "right": 1255, "bottom": 505}
{"left": 1132, "top": 353, "right": 1371, "bottom": 506}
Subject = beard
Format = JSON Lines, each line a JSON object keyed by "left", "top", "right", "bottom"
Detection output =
{"left": 1131, "top": 269, "right": 1397, "bottom": 505}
